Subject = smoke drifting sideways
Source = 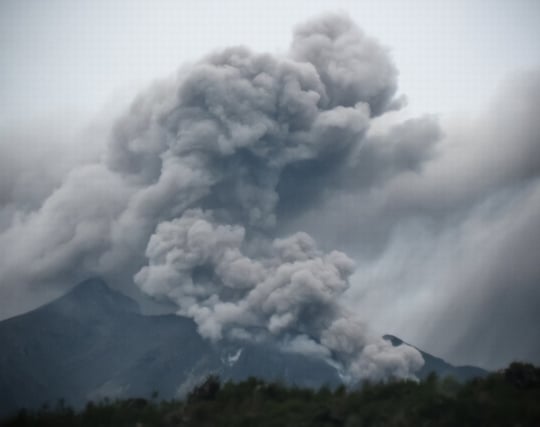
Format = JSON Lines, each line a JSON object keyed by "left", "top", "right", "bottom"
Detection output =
{"left": 0, "top": 13, "right": 439, "bottom": 380}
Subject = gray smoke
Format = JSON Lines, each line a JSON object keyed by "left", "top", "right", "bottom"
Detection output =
{"left": 0, "top": 13, "right": 432, "bottom": 380}
{"left": 290, "top": 69, "right": 540, "bottom": 369}
{"left": 1, "top": 7, "right": 539, "bottom": 373}
{"left": 134, "top": 209, "right": 423, "bottom": 380}
{"left": 120, "top": 12, "right": 427, "bottom": 380}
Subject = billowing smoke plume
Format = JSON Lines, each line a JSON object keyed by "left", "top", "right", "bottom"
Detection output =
{"left": 0, "top": 13, "right": 435, "bottom": 380}
{"left": 134, "top": 210, "right": 423, "bottom": 380}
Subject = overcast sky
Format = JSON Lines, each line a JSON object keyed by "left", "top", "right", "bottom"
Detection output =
{"left": 1, "top": 1, "right": 539, "bottom": 372}
{"left": 2, "top": 0, "right": 539, "bottom": 124}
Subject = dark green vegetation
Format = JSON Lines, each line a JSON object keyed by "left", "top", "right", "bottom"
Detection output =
{"left": 3, "top": 362, "right": 539, "bottom": 427}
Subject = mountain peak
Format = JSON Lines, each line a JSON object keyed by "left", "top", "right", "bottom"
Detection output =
{"left": 382, "top": 334, "right": 404, "bottom": 347}
{"left": 383, "top": 333, "right": 488, "bottom": 381}
{"left": 55, "top": 277, "right": 140, "bottom": 316}
{"left": 68, "top": 277, "right": 110, "bottom": 296}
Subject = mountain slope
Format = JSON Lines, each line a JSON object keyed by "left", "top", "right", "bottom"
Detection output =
{"left": 0, "top": 279, "right": 486, "bottom": 418}
{"left": 0, "top": 278, "right": 340, "bottom": 417}
{"left": 383, "top": 334, "right": 487, "bottom": 382}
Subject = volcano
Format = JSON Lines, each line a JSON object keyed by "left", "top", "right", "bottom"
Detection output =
{"left": 0, "top": 278, "right": 486, "bottom": 418}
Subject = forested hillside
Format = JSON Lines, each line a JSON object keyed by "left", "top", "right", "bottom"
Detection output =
{"left": 3, "top": 362, "right": 539, "bottom": 427}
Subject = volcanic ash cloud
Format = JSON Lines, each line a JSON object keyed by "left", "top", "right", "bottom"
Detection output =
{"left": 129, "top": 13, "right": 427, "bottom": 381}
{"left": 0, "top": 13, "right": 435, "bottom": 380}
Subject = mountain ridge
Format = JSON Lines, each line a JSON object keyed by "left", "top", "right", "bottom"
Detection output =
{"left": 382, "top": 334, "right": 487, "bottom": 382}
{"left": 0, "top": 279, "right": 487, "bottom": 418}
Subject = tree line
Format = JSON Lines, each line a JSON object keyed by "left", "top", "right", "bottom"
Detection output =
{"left": 2, "top": 362, "right": 540, "bottom": 426}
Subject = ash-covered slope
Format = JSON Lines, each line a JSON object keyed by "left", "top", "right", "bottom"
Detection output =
{"left": 0, "top": 279, "right": 486, "bottom": 418}
{"left": 382, "top": 335, "right": 487, "bottom": 382}
{"left": 0, "top": 278, "right": 340, "bottom": 417}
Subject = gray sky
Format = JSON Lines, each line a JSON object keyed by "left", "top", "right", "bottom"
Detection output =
{"left": 1, "top": 1, "right": 539, "bottom": 372}
{"left": 2, "top": 0, "right": 539, "bottom": 125}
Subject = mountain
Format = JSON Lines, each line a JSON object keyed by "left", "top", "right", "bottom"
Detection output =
{"left": 0, "top": 278, "right": 486, "bottom": 418}
{"left": 382, "top": 334, "right": 487, "bottom": 382}
{"left": 0, "top": 278, "right": 340, "bottom": 418}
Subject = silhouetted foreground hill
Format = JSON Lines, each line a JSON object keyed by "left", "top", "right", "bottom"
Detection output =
{"left": 0, "top": 278, "right": 486, "bottom": 418}
{"left": 2, "top": 363, "right": 540, "bottom": 427}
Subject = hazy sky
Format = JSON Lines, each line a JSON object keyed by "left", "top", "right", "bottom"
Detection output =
{"left": 2, "top": 0, "right": 539, "bottom": 125}
{"left": 1, "top": 1, "right": 539, "bottom": 372}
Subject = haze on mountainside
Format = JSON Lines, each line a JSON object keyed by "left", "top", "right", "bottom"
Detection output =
{"left": 0, "top": 10, "right": 539, "bottom": 374}
{"left": 0, "top": 277, "right": 487, "bottom": 417}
